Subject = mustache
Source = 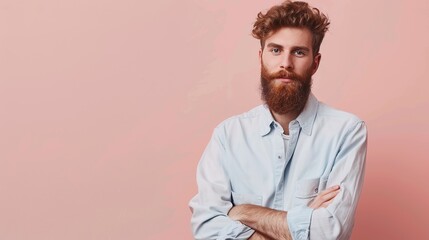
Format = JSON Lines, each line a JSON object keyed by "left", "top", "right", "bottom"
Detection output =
{"left": 269, "top": 70, "right": 299, "bottom": 80}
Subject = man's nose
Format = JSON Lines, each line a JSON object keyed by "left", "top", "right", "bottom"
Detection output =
{"left": 280, "top": 53, "right": 294, "bottom": 70}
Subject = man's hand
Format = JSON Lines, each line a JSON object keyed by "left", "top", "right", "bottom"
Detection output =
{"left": 309, "top": 185, "right": 340, "bottom": 209}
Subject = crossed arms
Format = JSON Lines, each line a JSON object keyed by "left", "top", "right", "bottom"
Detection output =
{"left": 227, "top": 185, "right": 340, "bottom": 240}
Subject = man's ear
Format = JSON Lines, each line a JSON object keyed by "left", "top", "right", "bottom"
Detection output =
{"left": 259, "top": 49, "right": 262, "bottom": 62}
{"left": 312, "top": 53, "right": 322, "bottom": 75}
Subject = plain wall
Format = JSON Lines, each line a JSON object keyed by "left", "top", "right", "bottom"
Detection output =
{"left": 1, "top": 0, "right": 428, "bottom": 239}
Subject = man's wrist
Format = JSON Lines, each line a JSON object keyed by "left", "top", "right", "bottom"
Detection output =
{"left": 228, "top": 204, "right": 246, "bottom": 221}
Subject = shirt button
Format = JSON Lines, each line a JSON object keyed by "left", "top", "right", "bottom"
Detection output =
{"left": 314, "top": 187, "right": 318, "bottom": 193}
{"left": 278, "top": 155, "right": 282, "bottom": 159}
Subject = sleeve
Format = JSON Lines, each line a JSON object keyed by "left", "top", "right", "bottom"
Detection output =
{"left": 189, "top": 126, "right": 255, "bottom": 240}
{"left": 287, "top": 121, "right": 368, "bottom": 240}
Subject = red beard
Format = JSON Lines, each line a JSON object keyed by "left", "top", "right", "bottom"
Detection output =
{"left": 260, "top": 64, "right": 312, "bottom": 115}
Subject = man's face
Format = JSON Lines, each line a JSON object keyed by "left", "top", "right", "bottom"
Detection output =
{"left": 260, "top": 27, "right": 321, "bottom": 114}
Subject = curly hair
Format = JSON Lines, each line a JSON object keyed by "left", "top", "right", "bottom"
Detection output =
{"left": 252, "top": 1, "right": 330, "bottom": 55}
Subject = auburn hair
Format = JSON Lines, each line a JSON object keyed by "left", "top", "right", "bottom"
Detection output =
{"left": 252, "top": 1, "right": 330, "bottom": 54}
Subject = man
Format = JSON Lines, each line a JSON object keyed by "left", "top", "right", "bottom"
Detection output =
{"left": 189, "top": 1, "right": 367, "bottom": 240}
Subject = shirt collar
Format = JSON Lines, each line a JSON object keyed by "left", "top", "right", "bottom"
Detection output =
{"left": 259, "top": 105, "right": 276, "bottom": 136}
{"left": 259, "top": 92, "right": 319, "bottom": 136}
{"left": 295, "top": 93, "right": 319, "bottom": 135}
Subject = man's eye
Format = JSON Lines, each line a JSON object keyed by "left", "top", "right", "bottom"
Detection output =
{"left": 271, "top": 48, "right": 281, "bottom": 55}
{"left": 294, "top": 50, "right": 305, "bottom": 57}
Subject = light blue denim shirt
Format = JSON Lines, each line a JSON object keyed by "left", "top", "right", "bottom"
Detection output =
{"left": 189, "top": 93, "right": 367, "bottom": 240}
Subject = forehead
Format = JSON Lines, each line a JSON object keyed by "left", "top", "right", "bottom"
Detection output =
{"left": 264, "top": 27, "right": 313, "bottom": 49}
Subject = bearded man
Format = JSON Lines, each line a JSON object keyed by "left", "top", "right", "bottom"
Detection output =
{"left": 189, "top": 1, "right": 367, "bottom": 240}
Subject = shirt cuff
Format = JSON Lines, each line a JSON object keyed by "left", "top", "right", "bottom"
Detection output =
{"left": 287, "top": 205, "right": 314, "bottom": 240}
{"left": 218, "top": 220, "right": 254, "bottom": 240}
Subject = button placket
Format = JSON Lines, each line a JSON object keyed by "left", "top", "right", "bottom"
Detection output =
{"left": 273, "top": 127, "right": 286, "bottom": 210}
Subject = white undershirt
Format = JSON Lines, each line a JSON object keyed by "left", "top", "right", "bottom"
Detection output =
{"left": 282, "top": 133, "right": 290, "bottom": 156}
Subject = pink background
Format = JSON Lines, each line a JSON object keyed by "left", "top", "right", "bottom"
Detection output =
{"left": 1, "top": 0, "right": 428, "bottom": 239}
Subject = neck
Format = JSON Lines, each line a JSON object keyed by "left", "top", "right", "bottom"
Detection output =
{"left": 270, "top": 110, "right": 300, "bottom": 135}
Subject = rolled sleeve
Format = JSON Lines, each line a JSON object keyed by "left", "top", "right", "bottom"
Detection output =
{"left": 218, "top": 221, "right": 254, "bottom": 240}
{"left": 287, "top": 205, "right": 314, "bottom": 240}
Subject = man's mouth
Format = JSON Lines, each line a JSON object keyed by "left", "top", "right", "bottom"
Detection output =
{"left": 275, "top": 78, "right": 293, "bottom": 83}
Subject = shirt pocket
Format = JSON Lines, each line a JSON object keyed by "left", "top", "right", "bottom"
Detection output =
{"left": 231, "top": 191, "right": 263, "bottom": 206}
{"left": 293, "top": 178, "right": 328, "bottom": 207}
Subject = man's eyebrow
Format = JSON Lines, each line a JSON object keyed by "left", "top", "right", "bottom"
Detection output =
{"left": 266, "top": 43, "right": 284, "bottom": 49}
{"left": 291, "top": 46, "right": 310, "bottom": 52}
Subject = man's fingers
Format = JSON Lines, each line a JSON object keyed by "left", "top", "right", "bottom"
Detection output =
{"left": 320, "top": 189, "right": 340, "bottom": 201}
{"left": 321, "top": 198, "right": 334, "bottom": 208}
{"left": 321, "top": 185, "right": 340, "bottom": 194}
{"left": 318, "top": 185, "right": 340, "bottom": 197}
{"left": 309, "top": 185, "right": 340, "bottom": 209}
